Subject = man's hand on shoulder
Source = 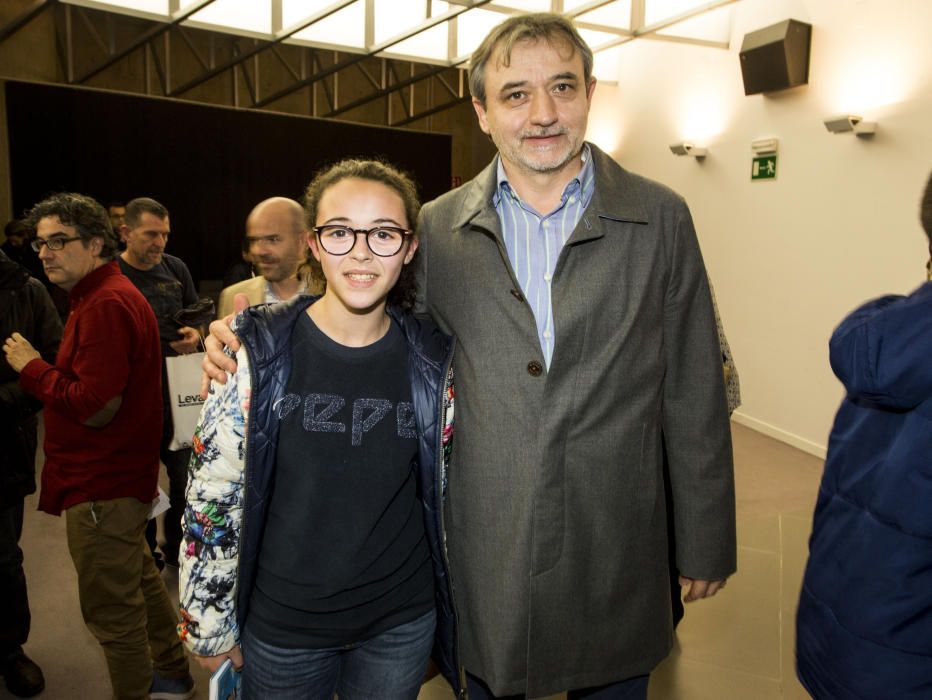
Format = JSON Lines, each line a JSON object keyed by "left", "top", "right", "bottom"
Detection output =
{"left": 198, "top": 293, "right": 249, "bottom": 399}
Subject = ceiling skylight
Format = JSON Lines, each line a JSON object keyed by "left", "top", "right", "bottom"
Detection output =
{"left": 59, "top": 0, "right": 738, "bottom": 66}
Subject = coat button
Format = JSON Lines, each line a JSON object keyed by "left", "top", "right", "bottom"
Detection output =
{"left": 527, "top": 360, "right": 543, "bottom": 376}
{"left": 510, "top": 289, "right": 525, "bottom": 302}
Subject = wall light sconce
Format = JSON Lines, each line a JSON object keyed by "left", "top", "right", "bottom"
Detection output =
{"left": 669, "top": 142, "right": 707, "bottom": 158}
{"left": 823, "top": 114, "right": 876, "bottom": 137}
{"left": 751, "top": 138, "right": 779, "bottom": 155}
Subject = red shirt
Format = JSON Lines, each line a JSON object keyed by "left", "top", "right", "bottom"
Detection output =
{"left": 19, "top": 261, "right": 163, "bottom": 516}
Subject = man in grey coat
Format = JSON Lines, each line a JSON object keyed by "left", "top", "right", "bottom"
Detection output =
{"left": 416, "top": 13, "right": 735, "bottom": 699}
{"left": 202, "top": 12, "right": 735, "bottom": 699}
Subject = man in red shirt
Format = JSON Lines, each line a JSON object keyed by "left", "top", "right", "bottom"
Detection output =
{"left": 2, "top": 193, "right": 194, "bottom": 700}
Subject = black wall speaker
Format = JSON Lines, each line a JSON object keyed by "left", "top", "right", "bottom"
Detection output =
{"left": 739, "top": 19, "right": 812, "bottom": 95}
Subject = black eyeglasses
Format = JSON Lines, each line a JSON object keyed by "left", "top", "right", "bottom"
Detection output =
{"left": 313, "top": 225, "right": 412, "bottom": 257}
{"left": 31, "top": 236, "right": 83, "bottom": 252}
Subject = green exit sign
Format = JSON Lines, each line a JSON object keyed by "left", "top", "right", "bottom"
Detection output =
{"left": 752, "top": 155, "right": 777, "bottom": 180}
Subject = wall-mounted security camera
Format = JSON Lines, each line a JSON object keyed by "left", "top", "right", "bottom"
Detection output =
{"left": 669, "top": 142, "right": 707, "bottom": 158}
{"left": 823, "top": 114, "right": 876, "bottom": 137}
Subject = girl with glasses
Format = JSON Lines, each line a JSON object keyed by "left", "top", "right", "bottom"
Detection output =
{"left": 178, "top": 159, "right": 459, "bottom": 699}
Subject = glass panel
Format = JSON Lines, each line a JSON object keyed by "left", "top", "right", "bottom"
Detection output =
{"left": 185, "top": 0, "right": 272, "bottom": 34}
{"left": 281, "top": 0, "right": 344, "bottom": 30}
{"left": 176, "top": 0, "right": 213, "bottom": 12}
{"left": 578, "top": 27, "right": 620, "bottom": 52}
{"left": 574, "top": 0, "right": 631, "bottom": 31}
{"left": 456, "top": 8, "right": 508, "bottom": 59}
{"left": 429, "top": 1, "right": 450, "bottom": 18}
{"left": 374, "top": 0, "right": 427, "bottom": 45}
{"left": 290, "top": 0, "right": 364, "bottom": 47}
{"left": 68, "top": 0, "right": 170, "bottom": 16}
{"left": 487, "top": 0, "right": 550, "bottom": 11}
{"left": 77, "top": 0, "right": 733, "bottom": 68}
{"left": 383, "top": 22, "right": 449, "bottom": 61}
{"left": 644, "top": 0, "right": 709, "bottom": 26}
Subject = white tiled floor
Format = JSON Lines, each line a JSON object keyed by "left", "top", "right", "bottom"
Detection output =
{"left": 3, "top": 423, "right": 821, "bottom": 699}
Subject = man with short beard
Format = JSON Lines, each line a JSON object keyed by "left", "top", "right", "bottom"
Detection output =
{"left": 410, "top": 14, "right": 736, "bottom": 697}
{"left": 217, "top": 197, "right": 322, "bottom": 317}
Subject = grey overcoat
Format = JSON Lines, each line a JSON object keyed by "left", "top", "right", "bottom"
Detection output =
{"left": 416, "top": 144, "right": 736, "bottom": 697}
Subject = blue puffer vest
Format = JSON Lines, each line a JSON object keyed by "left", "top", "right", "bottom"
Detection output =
{"left": 232, "top": 294, "right": 462, "bottom": 694}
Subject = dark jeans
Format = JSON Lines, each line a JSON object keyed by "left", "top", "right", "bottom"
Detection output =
{"left": 145, "top": 446, "right": 191, "bottom": 565}
{"left": 241, "top": 610, "right": 436, "bottom": 700}
{"left": 0, "top": 499, "right": 29, "bottom": 657}
{"left": 466, "top": 671, "right": 650, "bottom": 700}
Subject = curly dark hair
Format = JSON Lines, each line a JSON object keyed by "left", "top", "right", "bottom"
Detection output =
{"left": 302, "top": 158, "right": 420, "bottom": 311}
{"left": 24, "top": 192, "right": 118, "bottom": 261}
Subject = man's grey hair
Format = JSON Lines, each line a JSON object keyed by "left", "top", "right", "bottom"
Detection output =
{"left": 468, "top": 12, "right": 594, "bottom": 108}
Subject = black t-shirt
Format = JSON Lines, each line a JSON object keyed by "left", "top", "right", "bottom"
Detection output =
{"left": 248, "top": 313, "right": 434, "bottom": 648}
{"left": 117, "top": 254, "right": 198, "bottom": 358}
{"left": 118, "top": 254, "right": 199, "bottom": 439}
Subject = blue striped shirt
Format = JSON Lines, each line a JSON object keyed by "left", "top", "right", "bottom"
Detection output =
{"left": 494, "top": 145, "right": 596, "bottom": 367}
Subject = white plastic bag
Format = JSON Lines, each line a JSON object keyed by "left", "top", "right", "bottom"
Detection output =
{"left": 165, "top": 352, "right": 205, "bottom": 450}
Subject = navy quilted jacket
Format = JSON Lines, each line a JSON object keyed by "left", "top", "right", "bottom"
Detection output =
{"left": 234, "top": 295, "right": 462, "bottom": 694}
{"left": 796, "top": 282, "right": 932, "bottom": 699}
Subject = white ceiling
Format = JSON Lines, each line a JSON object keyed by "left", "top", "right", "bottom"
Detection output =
{"left": 59, "top": 0, "right": 740, "bottom": 80}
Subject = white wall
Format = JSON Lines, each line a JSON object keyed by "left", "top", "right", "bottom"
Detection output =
{"left": 586, "top": 0, "right": 932, "bottom": 456}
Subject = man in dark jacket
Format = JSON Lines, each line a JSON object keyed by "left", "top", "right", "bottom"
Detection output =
{"left": 795, "top": 171, "right": 932, "bottom": 699}
{"left": 117, "top": 197, "right": 201, "bottom": 570}
{"left": 0, "top": 248, "right": 61, "bottom": 697}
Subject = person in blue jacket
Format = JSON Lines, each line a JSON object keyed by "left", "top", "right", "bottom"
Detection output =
{"left": 795, "top": 171, "right": 932, "bottom": 699}
{"left": 178, "top": 159, "right": 459, "bottom": 699}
